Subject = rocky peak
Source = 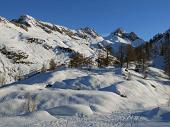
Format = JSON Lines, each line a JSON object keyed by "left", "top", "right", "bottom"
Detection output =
{"left": 0, "top": 16, "right": 8, "bottom": 23}
{"left": 108, "top": 28, "right": 140, "bottom": 41}
{"left": 11, "top": 15, "right": 37, "bottom": 27}
{"left": 112, "top": 28, "right": 125, "bottom": 37}
{"left": 124, "top": 32, "right": 139, "bottom": 41}
{"left": 79, "top": 27, "right": 100, "bottom": 38}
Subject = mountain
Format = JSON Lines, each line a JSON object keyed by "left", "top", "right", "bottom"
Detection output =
{"left": 0, "top": 15, "right": 104, "bottom": 84}
{"left": 99, "top": 28, "right": 145, "bottom": 53}
{"left": 0, "top": 15, "right": 149, "bottom": 84}
{"left": 149, "top": 28, "right": 170, "bottom": 55}
{"left": 1, "top": 15, "right": 170, "bottom": 127}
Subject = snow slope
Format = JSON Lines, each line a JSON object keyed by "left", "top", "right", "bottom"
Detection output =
{"left": 1, "top": 15, "right": 170, "bottom": 127}
{"left": 0, "top": 15, "right": 146, "bottom": 85}
{"left": 0, "top": 66, "right": 170, "bottom": 126}
{"left": 0, "top": 15, "right": 104, "bottom": 84}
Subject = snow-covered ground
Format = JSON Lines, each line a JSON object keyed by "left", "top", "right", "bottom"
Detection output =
{"left": 1, "top": 15, "right": 170, "bottom": 126}
{"left": 0, "top": 66, "right": 170, "bottom": 126}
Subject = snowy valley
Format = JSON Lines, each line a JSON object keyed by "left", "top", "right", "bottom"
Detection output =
{"left": 0, "top": 15, "right": 170, "bottom": 127}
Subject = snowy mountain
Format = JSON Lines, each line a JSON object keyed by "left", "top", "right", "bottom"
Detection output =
{"left": 1, "top": 15, "right": 147, "bottom": 84}
{"left": 99, "top": 28, "right": 145, "bottom": 53}
{"left": 0, "top": 15, "right": 104, "bottom": 84}
{"left": 150, "top": 28, "right": 170, "bottom": 52}
{"left": 1, "top": 15, "right": 170, "bottom": 127}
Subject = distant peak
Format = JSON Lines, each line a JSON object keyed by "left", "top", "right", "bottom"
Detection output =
{"left": 165, "top": 28, "right": 170, "bottom": 34}
{"left": 106, "top": 27, "right": 143, "bottom": 43}
{"left": 79, "top": 27, "right": 100, "bottom": 37}
{"left": 11, "top": 14, "right": 37, "bottom": 27}
{"left": 19, "top": 15, "right": 35, "bottom": 21}
{"left": 0, "top": 16, "right": 8, "bottom": 23}
{"left": 0, "top": 16, "right": 6, "bottom": 20}
{"left": 114, "top": 27, "right": 125, "bottom": 35}
{"left": 108, "top": 27, "right": 126, "bottom": 38}
{"left": 80, "top": 27, "right": 95, "bottom": 32}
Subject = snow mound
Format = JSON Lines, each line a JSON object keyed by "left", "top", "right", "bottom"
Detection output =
{"left": 23, "top": 111, "right": 56, "bottom": 121}
{"left": 47, "top": 104, "right": 93, "bottom": 116}
{"left": 134, "top": 107, "right": 170, "bottom": 122}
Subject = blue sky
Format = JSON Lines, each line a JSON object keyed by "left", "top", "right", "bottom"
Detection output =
{"left": 0, "top": 0, "right": 170, "bottom": 40}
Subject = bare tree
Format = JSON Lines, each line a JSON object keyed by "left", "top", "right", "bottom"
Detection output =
{"left": 164, "top": 45, "right": 170, "bottom": 77}
{"left": 0, "top": 72, "right": 6, "bottom": 85}
{"left": 25, "top": 94, "right": 37, "bottom": 113}
{"left": 119, "top": 44, "right": 124, "bottom": 68}
{"left": 41, "top": 63, "right": 47, "bottom": 72}
{"left": 69, "top": 53, "right": 93, "bottom": 68}
{"left": 126, "top": 45, "right": 135, "bottom": 69}
{"left": 49, "top": 59, "right": 57, "bottom": 71}
{"left": 15, "top": 66, "right": 24, "bottom": 81}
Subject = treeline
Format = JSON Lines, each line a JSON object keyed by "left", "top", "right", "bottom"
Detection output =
{"left": 148, "top": 32, "right": 170, "bottom": 78}
{"left": 69, "top": 47, "right": 118, "bottom": 68}
{"left": 158, "top": 33, "right": 170, "bottom": 77}
{"left": 117, "top": 42, "right": 153, "bottom": 73}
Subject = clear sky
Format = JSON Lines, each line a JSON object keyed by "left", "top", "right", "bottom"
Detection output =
{"left": 0, "top": 0, "right": 170, "bottom": 40}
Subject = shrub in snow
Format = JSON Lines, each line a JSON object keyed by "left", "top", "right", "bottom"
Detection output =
{"left": 116, "top": 90, "right": 127, "bottom": 98}
{"left": 167, "top": 96, "right": 170, "bottom": 106}
{"left": 127, "top": 72, "right": 132, "bottom": 80}
{"left": 46, "top": 83, "right": 53, "bottom": 88}
{"left": 143, "top": 71, "right": 148, "bottom": 79}
{"left": 0, "top": 73, "right": 6, "bottom": 85}
{"left": 73, "top": 85, "right": 82, "bottom": 90}
{"left": 14, "top": 66, "right": 24, "bottom": 81}
{"left": 25, "top": 94, "right": 37, "bottom": 113}
{"left": 49, "top": 59, "right": 57, "bottom": 71}
{"left": 41, "top": 63, "right": 47, "bottom": 72}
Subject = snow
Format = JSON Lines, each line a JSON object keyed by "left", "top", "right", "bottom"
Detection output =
{"left": 48, "top": 104, "right": 93, "bottom": 116}
{"left": 0, "top": 66, "right": 169, "bottom": 126}
{"left": 23, "top": 111, "right": 57, "bottom": 121}
{"left": 1, "top": 15, "right": 170, "bottom": 127}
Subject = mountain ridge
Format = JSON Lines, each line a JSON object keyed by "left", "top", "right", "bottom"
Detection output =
{"left": 0, "top": 14, "right": 167, "bottom": 84}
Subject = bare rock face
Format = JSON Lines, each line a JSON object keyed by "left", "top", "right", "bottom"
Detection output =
{"left": 79, "top": 27, "right": 100, "bottom": 39}
{"left": 113, "top": 27, "right": 125, "bottom": 37}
